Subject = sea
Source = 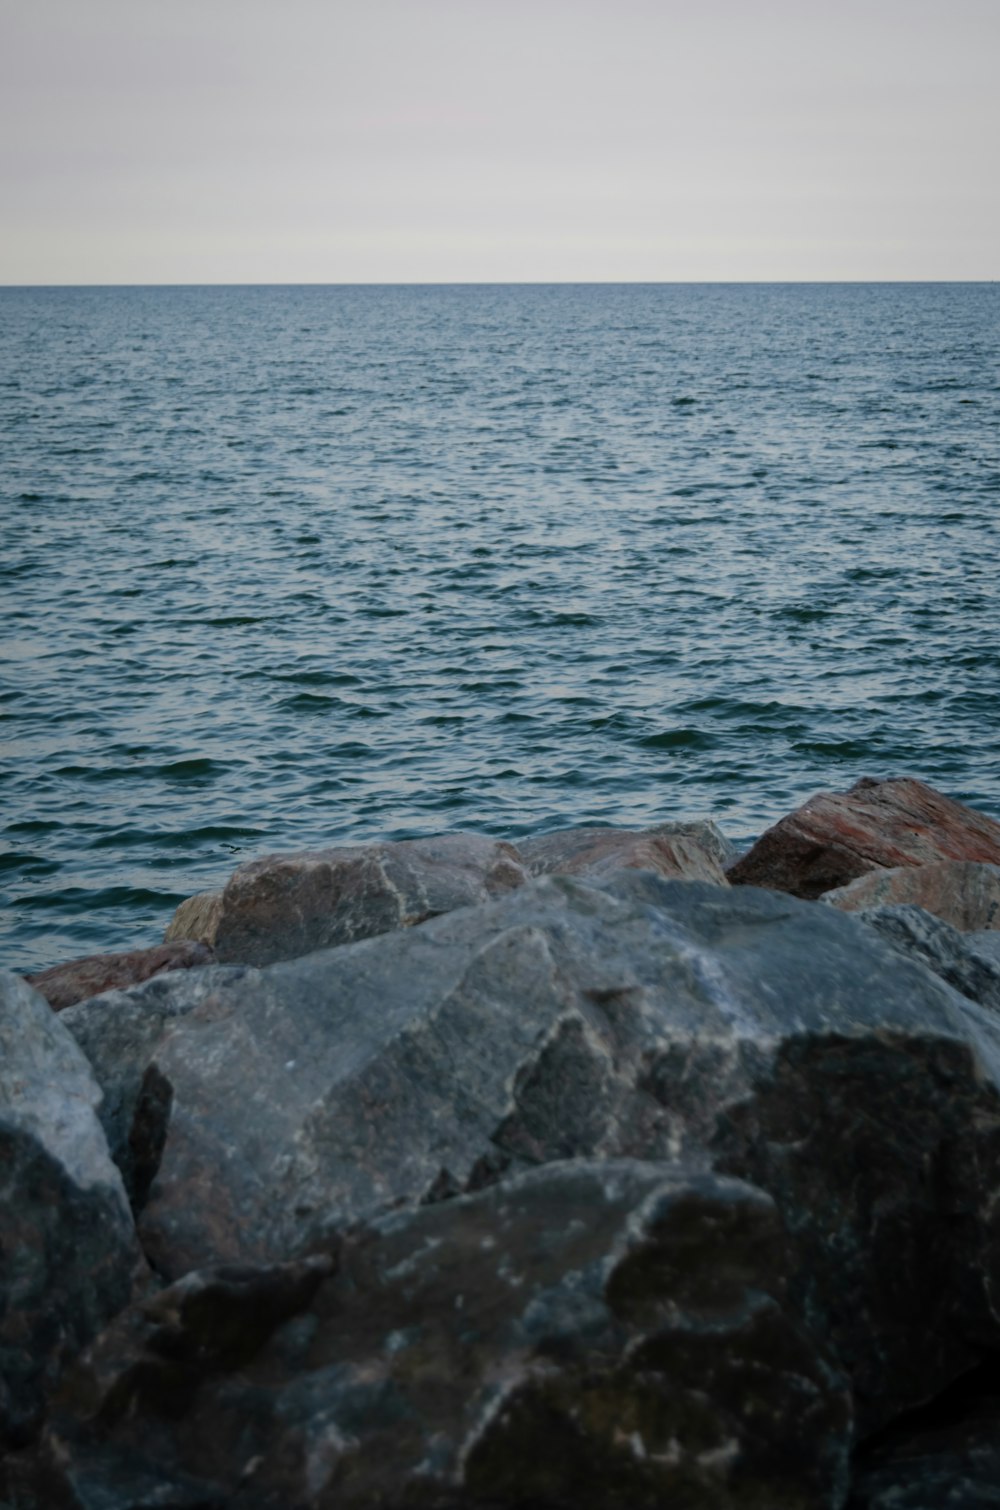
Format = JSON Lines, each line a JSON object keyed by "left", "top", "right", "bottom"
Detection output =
{"left": 2, "top": 283, "right": 998, "bottom": 974}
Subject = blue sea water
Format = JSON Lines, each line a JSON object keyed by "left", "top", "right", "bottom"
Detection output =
{"left": 1, "top": 283, "right": 998, "bottom": 974}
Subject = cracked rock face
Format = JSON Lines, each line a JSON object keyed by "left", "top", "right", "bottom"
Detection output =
{"left": 0, "top": 973, "right": 141, "bottom": 1448}
{"left": 21, "top": 1163, "right": 853, "bottom": 1510}
{"left": 108, "top": 874, "right": 1000, "bottom": 1431}
{"left": 206, "top": 832, "right": 531, "bottom": 967}
{"left": 727, "top": 777, "right": 1000, "bottom": 899}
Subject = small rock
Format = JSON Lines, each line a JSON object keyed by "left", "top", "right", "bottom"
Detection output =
{"left": 519, "top": 819, "right": 731, "bottom": 884}
{"left": 824, "top": 859, "right": 1000, "bottom": 931}
{"left": 163, "top": 887, "right": 223, "bottom": 947}
{"left": 727, "top": 777, "right": 1000, "bottom": 899}
{"left": 25, "top": 939, "right": 215, "bottom": 1012}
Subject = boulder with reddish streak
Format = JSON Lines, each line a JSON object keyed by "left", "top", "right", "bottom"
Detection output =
{"left": 25, "top": 940, "right": 215, "bottom": 1012}
{"left": 727, "top": 777, "right": 1000, "bottom": 900}
{"left": 824, "top": 860, "right": 1000, "bottom": 931}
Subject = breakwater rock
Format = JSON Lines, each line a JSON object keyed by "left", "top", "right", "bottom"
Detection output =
{"left": 7, "top": 786, "right": 1000, "bottom": 1507}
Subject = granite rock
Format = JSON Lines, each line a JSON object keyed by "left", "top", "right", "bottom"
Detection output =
{"left": 727, "top": 777, "right": 1000, "bottom": 899}
{"left": 199, "top": 832, "right": 530, "bottom": 967}
{"left": 0, "top": 973, "right": 141, "bottom": 1448}
{"left": 163, "top": 888, "right": 224, "bottom": 948}
{"left": 518, "top": 819, "right": 731, "bottom": 884}
{"left": 855, "top": 905, "right": 1000, "bottom": 1016}
{"left": 110, "top": 873, "right": 1000, "bottom": 1430}
{"left": 25, "top": 939, "right": 214, "bottom": 1012}
{"left": 824, "top": 859, "right": 1000, "bottom": 931}
{"left": 18, "top": 1163, "right": 852, "bottom": 1510}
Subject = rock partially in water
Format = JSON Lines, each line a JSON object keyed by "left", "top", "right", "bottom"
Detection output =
{"left": 0, "top": 972, "right": 141, "bottom": 1449}
{"left": 163, "top": 888, "right": 223, "bottom": 947}
{"left": 824, "top": 859, "right": 1000, "bottom": 931}
{"left": 119, "top": 873, "right": 1000, "bottom": 1430}
{"left": 727, "top": 777, "right": 1000, "bottom": 899}
{"left": 197, "top": 832, "right": 530, "bottom": 967}
{"left": 518, "top": 819, "right": 731, "bottom": 884}
{"left": 20, "top": 1163, "right": 852, "bottom": 1510}
{"left": 24, "top": 940, "right": 215, "bottom": 1012}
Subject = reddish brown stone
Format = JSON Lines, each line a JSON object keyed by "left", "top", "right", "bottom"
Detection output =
{"left": 519, "top": 821, "right": 730, "bottom": 886}
{"left": 25, "top": 940, "right": 215, "bottom": 1012}
{"left": 727, "top": 778, "right": 1000, "bottom": 900}
{"left": 823, "top": 860, "right": 1000, "bottom": 932}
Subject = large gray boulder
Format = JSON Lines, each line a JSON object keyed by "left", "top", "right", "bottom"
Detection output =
{"left": 855, "top": 904, "right": 1000, "bottom": 1015}
{"left": 170, "top": 832, "right": 530, "bottom": 967}
{"left": 111, "top": 875, "right": 1000, "bottom": 1430}
{"left": 0, "top": 973, "right": 141, "bottom": 1448}
{"left": 19, "top": 1163, "right": 852, "bottom": 1510}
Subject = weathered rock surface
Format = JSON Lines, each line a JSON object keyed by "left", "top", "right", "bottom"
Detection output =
{"left": 60, "top": 964, "right": 258, "bottom": 1207}
{"left": 824, "top": 859, "right": 1000, "bottom": 931}
{"left": 856, "top": 905, "right": 1000, "bottom": 1016}
{"left": 163, "top": 887, "right": 224, "bottom": 947}
{"left": 24, "top": 939, "right": 215, "bottom": 1012}
{"left": 108, "top": 873, "right": 1000, "bottom": 1432}
{"left": 518, "top": 818, "right": 731, "bottom": 884}
{"left": 181, "top": 832, "right": 530, "bottom": 967}
{"left": 16, "top": 1163, "right": 852, "bottom": 1510}
{"left": 727, "top": 777, "right": 1000, "bottom": 899}
{"left": 0, "top": 973, "right": 141, "bottom": 1449}
{"left": 848, "top": 1369, "right": 1000, "bottom": 1508}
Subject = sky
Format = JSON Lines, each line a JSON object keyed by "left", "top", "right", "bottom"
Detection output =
{"left": 1, "top": 0, "right": 996, "bottom": 284}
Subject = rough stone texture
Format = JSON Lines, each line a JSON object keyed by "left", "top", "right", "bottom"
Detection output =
{"left": 0, "top": 973, "right": 141, "bottom": 1449}
{"left": 824, "top": 859, "right": 1000, "bottom": 932}
{"left": 17, "top": 1163, "right": 852, "bottom": 1510}
{"left": 857, "top": 905, "right": 1000, "bottom": 1017}
{"left": 969, "top": 931, "right": 1000, "bottom": 969}
{"left": 60, "top": 965, "right": 259, "bottom": 1208}
{"left": 727, "top": 777, "right": 1000, "bottom": 899}
{"left": 163, "top": 888, "right": 224, "bottom": 947}
{"left": 207, "top": 832, "right": 530, "bottom": 966}
{"left": 518, "top": 819, "right": 731, "bottom": 885}
{"left": 848, "top": 1371, "right": 1000, "bottom": 1508}
{"left": 25, "top": 940, "right": 215, "bottom": 1012}
{"left": 117, "top": 873, "right": 1000, "bottom": 1432}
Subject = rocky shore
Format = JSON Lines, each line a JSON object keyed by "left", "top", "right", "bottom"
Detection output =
{"left": 6, "top": 776, "right": 1000, "bottom": 1508}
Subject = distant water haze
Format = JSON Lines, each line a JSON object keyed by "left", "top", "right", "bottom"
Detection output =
{"left": 1, "top": 282, "right": 998, "bottom": 971}
{"left": 1, "top": 0, "right": 997, "bottom": 283}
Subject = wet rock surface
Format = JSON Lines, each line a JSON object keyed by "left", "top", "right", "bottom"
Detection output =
{"left": 728, "top": 777, "right": 1000, "bottom": 899}
{"left": 824, "top": 859, "right": 1000, "bottom": 931}
{"left": 24, "top": 940, "right": 215, "bottom": 1012}
{"left": 0, "top": 973, "right": 141, "bottom": 1449}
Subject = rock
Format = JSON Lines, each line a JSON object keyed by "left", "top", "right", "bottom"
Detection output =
{"left": 848, "top": 1367, "right": 1000, "bottom": 1508}
{"left": 727, "top": 777, "right": 1000, "bottom": 899}
{"left": 24, "top": 939, "right": 215, "bottom": 1012}
{"left": 163, "top": 887, "right": 224, "bottom": 947}
{"left": 118, "top": 873, "right": 1000, "bottom": 1430}
{"left": 852, "top": 905, "right": 1000, "bottom": 1016}
{"left": 0, "top": 973, "right": 141, "bottom": 1449}
{"left": 969, "top": 931, "right": 1000, "bottom": 969}
{"left": 202, "top": 832, "right": 530, "bottom": 967}
{"left": 22, "top": 1163, "right": 852, "bottom": 1510}
{"left": 60, "top": 965, "right": 258, "bottom": 1208}
{"left": 824, "top": 860, "right": 1000, "bottom": 931}
{"left": 518, "top": 818, "right": 731, "bottom": 884}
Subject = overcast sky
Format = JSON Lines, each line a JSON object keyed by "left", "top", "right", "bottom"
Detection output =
{"left": 1, "top": 0, "right": 996, "bottom": 283}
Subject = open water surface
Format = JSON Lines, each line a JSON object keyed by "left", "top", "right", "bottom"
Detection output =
{"left": 1, "top": 283, "right": 998, "bottom": 972}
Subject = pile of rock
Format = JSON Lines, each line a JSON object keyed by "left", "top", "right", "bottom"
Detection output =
{"left": 5, "top": 777, "right": 1000, "bottom": 1508}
